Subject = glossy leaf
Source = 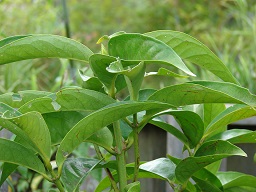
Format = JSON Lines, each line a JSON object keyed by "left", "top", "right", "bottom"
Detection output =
{"left": 0, "top": 139, "right": 46, "bottom": 175}
{"left": 0, "top": 112, "right": 51, "bottom": 160}
{"left": 145, "top": 30, "right": 238, "bottom": 84}
{"left": 0, "top": 90, "right": 51, "bottom": 108}
{"left": 207, "top": 129, "right": 256, "bottom": 144}
{"left": 176, "top": 140, "right": 246, "bottom": 183}
{"left": 149, "top": 81, "right": 256, "bottom": 107}
{"left": 108, "top": 33, "right": 195, "bottom": 76}
{"left": 124, "top": 181, "right": 140, "bottom": 192}
{"left": 139, "top": 158, "right": 176, "bottom": 182}
{"left": 205, "top": 104, "right": 256, "bottom": 139}
{"left": 216, "top": 172, "right": 256, "bottom": 189}
{"left": 0, "top": 35, "right": 93, "bottom": 65}
{"left": 56, "top": 101, "right": 171, "bottom": 168}
{"left": 61, "top": 158, "right": 103, "bottom": 192}
{"left": 19, "top": 88, "right": 115, "bottom": 114}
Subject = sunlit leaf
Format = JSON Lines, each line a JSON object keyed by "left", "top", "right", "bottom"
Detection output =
{"left": 217, "top": 172, "right": 256, "bottom": 189}
{"left": 56, "top": 101, "right": 171, "bottom": 169}
{"left": 108, "top": 33, "right": 195, "bottom": 76}
{"left": 145, "top": 30, "right": 238, "bottom": 84}
{"left": 149, "top": 81, "right": 256, "bottom": 107}
{"left": 0, "top": 35, "right": 93, "bottom": 65}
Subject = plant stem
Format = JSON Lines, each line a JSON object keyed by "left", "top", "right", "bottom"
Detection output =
{"left": 133, "top": 113, "right": 140, "bottom": 182}
{"left": 45, "top": 160, "right": 65, "bottom": 192}
{"left": 94, "top": 144, "right": 119, "bottom": 192}
{"left": 113, "top": 121, "right": 127, "bottom": 192}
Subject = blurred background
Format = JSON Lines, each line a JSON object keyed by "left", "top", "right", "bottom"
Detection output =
{"left": 0, "top": 0, "right": 255, "bottom": 93}
{"left": 0, "top": 0, "right": 256, "bottom": 191}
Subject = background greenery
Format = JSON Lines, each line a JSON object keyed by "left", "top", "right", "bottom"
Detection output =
{"left": 0, "top": 0, "right": 255, "bottom": 93}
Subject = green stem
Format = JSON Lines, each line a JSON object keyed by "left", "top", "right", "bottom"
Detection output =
{"left": 94, "top": 144, "right": 119, "bottom": 192}
{"left": 45, "top": 160, "right": 65, "bottom": 192}
{"left": 133, "top": 114, "right": 140, "bottom": 182}
{"left": 113, "top": 121, "right": 127, "bottom": 192}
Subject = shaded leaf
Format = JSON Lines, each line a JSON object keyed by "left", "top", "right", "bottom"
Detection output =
{"left": 0, "top": 139, "right": 46, "bottom": 175}
{"left": 61, "top": 158, "right": 103, "bottom": 192}
{"left": 0, "top": 163, "right": 18, "bottom": 186}
{"left": 145, "top": 30, "right": 238, "bottom": 84}
{"left": 107, "top": 61, "right": 146, "bottom": 100}
{"left": 150, "top": 119, "right": 189, "bottom": 147}
{"left": 0, "top": 35, "right": 93, "bottom": 65}
{"left": 108, "top": 33, "right": 195, "bottom": 76}
{"left": 0, "top": 112, "right": 51, "bottom": 160}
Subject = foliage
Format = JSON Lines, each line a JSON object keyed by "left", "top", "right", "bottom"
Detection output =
{"left": 0, "top": 30, "right": 256, "bottom": 192}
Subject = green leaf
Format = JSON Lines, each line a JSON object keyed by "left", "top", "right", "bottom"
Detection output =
{"left": 0, "top": 35, "right": 31, "bottom": 48}
{"left": 224, "top": 186, "right": 256, "bottom": 192}
{"left": 216, "top": 172, "right": 256, "bottom": 189}
{"left": 176, "top": 140, "right": 246, "bottom": 183}
{"left": 207, "top": 129, "right": 256, "bottom": 144}
{"left": 203, "top": 103, "right": 226, "bottom": 129}
{"left": 19, "top": 88, "right": 115, "bottom": 114}
{"left": 139, "top": 158, "right": 176, "bottom": 182}
{"left": 146, "top": 67, "right": 188, "bottom": 78}
{"left": 107, "top": 60, "right": 146, "bottom": 100}
{"left": 61, "top": 158, "right": 103, "bottom": 192}
{"left": 193, "top": 168, "right": 223, "bottom": 191}
{"left": 0, "top": 102, "right": 22, "bottom": 117}
{"left": 0, "top": 90, "right": 51, "bottom": 108}
{"left": 124, "top": 181, "right": 140, "bottom": 192}
{"left": 0, "top": 163, "right": 18, "bottom": 186}
{"left": 205, "top": 104, "right": 256, "bottom": 139}
{"left": 145, "top": 30, "right": 238, "bottom": 84}
{"left": 150, "top": 119, "right": 189, "bottom": 146}
{"left": 56, "top": 101, "right": 171, "bottom": 169}
{"left": 79, "top": 70, "right": 104, "bottom": 92}
{"left": 159, "top": 110, "right": 204, "bottom": 148}
{"left": 0, "top": 112, "right": 51, "bottom": 160}
{"left": 89, "top": 54, "right": 123, "bottom": 92}
{"left": 0, "top": 139, "right": 46, "bottom": 175}
{"left": 194, "top": 177, "right": 222, "bottom": 192}
{"left": 108, "top": 33, "right": 195, "bottom": 76}
{"left": 149, "top": 81, "right": 256, "bottom": 107}
{"left": 0, "top": 34, "right": 93, "bottom": 65}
